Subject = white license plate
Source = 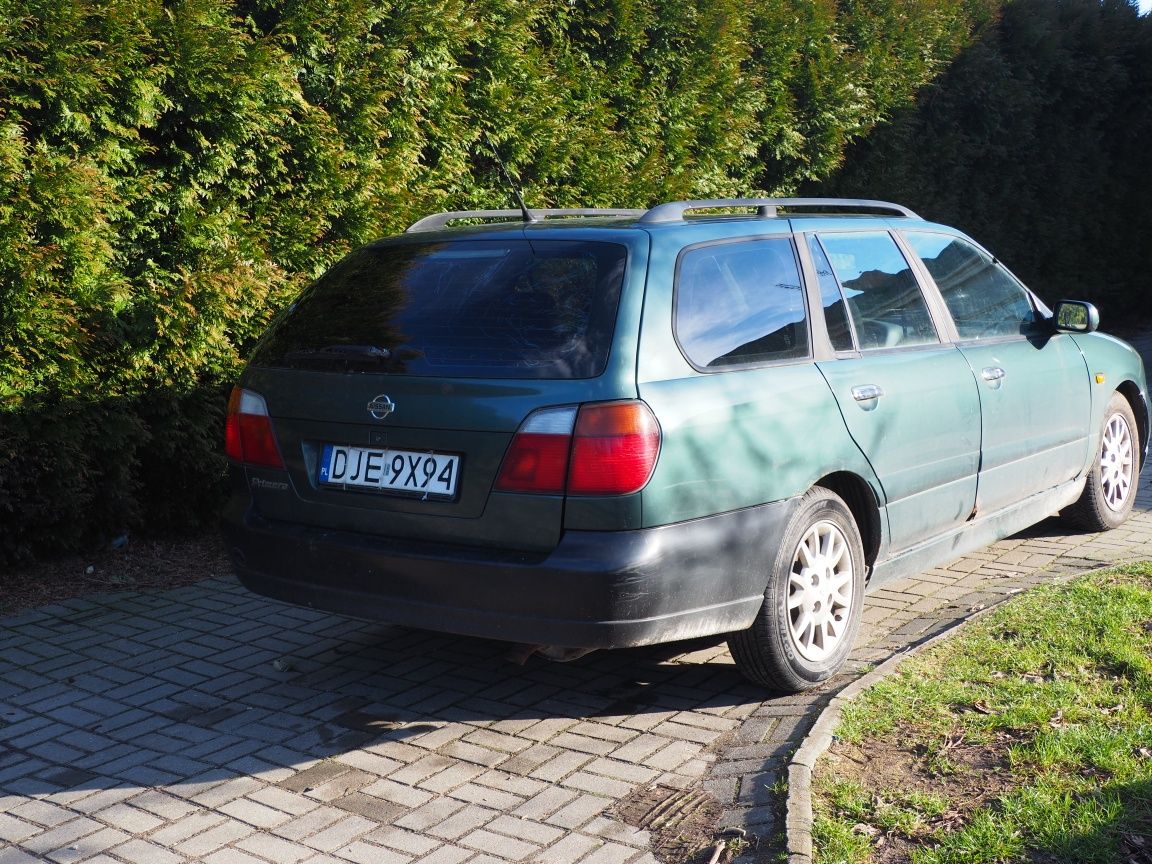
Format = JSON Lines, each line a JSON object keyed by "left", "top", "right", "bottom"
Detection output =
{"left": 318, "top": 444, "right": 460, "bottom": 499}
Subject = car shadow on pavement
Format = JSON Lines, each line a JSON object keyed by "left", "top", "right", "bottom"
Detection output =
{"left": 1010, "top": 514, "right": 1095, "bottom": 540}
{"left": 223, "top": 622, "right": 764, "bottom": 749}
{"left": 1, "top": 588, "right": 779, "bottom": 808}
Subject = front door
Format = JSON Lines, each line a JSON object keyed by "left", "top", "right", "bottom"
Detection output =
{"left": 902, "top": 231, "right": 1092, "bottom": 515}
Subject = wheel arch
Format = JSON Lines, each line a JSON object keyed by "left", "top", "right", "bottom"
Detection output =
{"left": 1116, "top": 380, "right": 1148, "bottom": 472}
{"left": 814, "top": 471, "right": 882, "bottom": 579}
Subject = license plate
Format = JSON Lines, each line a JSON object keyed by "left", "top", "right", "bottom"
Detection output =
{"left": 318, "top": 444, "right": 460, "bottom": 499}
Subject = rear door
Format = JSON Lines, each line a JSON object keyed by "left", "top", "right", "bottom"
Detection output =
{"left": 239, "top": 233, "right": 643, "bottom": 553}
{"left": 805, "top": 231, "right": 982, "bottom": 553}
{"left": 902, "top": 231, "right": 1092, "bottom": 514}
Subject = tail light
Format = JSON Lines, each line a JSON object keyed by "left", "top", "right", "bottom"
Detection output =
{"left": 225, "top": 387, "right": 285, "bottom": 469}
{"left": 567, "top": 402, "right": 661, "bottom": 495}
{"left": 495, "top": 401, "right": 660, "bottom": 496}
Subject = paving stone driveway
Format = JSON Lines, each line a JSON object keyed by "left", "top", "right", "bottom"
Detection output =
{"left": 2, "top": 339, "right": 1150, "bottom": 864}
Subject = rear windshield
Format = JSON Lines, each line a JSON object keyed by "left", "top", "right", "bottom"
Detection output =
{"left": 251, "top": 239, "right": 628, "bottom": 379}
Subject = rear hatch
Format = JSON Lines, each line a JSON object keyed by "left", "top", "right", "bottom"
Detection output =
{"left": 238, "top": 232, "right": 640, "bottom": 553}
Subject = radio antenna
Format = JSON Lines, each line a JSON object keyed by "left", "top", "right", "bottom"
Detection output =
{"left": 482, "top": 132, "right": 534, "bottom": 223}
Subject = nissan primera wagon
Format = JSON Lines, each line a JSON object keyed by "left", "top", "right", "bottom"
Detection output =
{"left": 222, "top": 198, "right": 1148, "bottom": 693}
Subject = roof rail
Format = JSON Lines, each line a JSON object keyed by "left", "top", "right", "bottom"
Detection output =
{"left": 406, "top": 208, "right": 646, "bottom": 233}
{"left": 638, "top": 198, "right": 920, "bottom": 224}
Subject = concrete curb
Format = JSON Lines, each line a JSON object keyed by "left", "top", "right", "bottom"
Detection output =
{"left": 781, "top": 563, "right": 1119, "bottom": 864}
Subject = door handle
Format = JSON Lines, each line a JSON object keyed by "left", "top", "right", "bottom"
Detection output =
{"left": 981, "top": 366, "right": 1006, "bottom": 382}
{"left": 851, "top": 384, "right": 884, "bottom": 402}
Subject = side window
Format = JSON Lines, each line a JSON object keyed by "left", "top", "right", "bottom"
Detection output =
{"left": 676, "top": 238, "right": 808, "bottom": 368}
{"left": 904, "top": 232, "right": 1036, "bottom": 339}
{"left": 806, "top": 235, "right": 855, "bottom": 352}
{"left": 816, "top": 232, "right": 939, "bottom": 350}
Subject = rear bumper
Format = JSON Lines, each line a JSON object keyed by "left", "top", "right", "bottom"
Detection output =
{"left": 221, "top": 497, "right": 797, "bottom": 648}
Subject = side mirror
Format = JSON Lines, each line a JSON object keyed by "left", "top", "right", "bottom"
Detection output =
{"left": 1053, "top": 300, "right": 1100, "bottom": 333}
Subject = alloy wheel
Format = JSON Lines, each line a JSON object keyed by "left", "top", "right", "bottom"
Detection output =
{"left": 1100, "top": 412, "right": 1134, "bottom": 511}
{"left": 787, "top": 520, "right": 855, "bottom": 662}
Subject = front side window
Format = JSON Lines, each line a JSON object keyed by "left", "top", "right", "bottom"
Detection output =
{"left": 675, "top": 238, "right": 808, "bottom": 369}
{"left": 904, "top": 232, "right": 1036, "bottom": 340}
{"left": 816, "top": 232, "right": 939, "bottom": 350}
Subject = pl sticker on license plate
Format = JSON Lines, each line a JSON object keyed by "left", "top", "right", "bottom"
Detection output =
{"left": 319, "top": 444, "right": 460, "bottom": 499}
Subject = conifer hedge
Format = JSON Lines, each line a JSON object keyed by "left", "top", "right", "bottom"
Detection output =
{"left": 822, "top": 0, "right": 1152, "bottom": 320}
{"left": 1, "top": 0, "right": 997, "bottom": 562}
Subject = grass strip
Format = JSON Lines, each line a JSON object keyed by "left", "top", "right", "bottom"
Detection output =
{"left": 813, "top": 562, "right": 1152, "bottom": 864}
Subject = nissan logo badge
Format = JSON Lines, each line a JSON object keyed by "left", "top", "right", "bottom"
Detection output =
{"left": 367, "top": 395, "right": 395, "bottom": 420}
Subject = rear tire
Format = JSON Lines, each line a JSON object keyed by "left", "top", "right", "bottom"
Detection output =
{"left": 1063, "top": 393, "right": 1139, "bottom": 532}
{"left": 728, "top": 486, "right": 865, "bottom": 693}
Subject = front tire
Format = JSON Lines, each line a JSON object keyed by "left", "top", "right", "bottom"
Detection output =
{"left": 728, "top": 487, "right": 865, "bottom": 693}
{"left": 1063, "top": 392, "right": 1139, "bottom": 532}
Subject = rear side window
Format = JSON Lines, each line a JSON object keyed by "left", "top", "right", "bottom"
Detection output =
{"left": 816, "top": 232, "right": 938, "bottom": 350}
{"left": 250, "top": 240, "right": 628, "bottom": 379}
{"left": 675, "top": 238, "right": 808, "bottom": 369}
{"left": 904, "top": 232, "right": 1037, "bottom": 339}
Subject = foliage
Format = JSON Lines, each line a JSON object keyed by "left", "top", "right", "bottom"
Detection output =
{"left": 0, "top": 0, "right": 998, "bottom": 563}
{"left": 819, "top": 0, "right": 1152, "bottom": 321}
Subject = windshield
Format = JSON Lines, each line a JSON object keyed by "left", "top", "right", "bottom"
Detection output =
{"left": 251, "top": 239, "right": 628, "bottom": 379}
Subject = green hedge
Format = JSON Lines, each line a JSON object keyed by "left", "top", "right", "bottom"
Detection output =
{"left": 0, "top": 0, "right": 996, "bottom": 564}
{"left": 819, "top": 0, "right": 1152, "bottom": 320}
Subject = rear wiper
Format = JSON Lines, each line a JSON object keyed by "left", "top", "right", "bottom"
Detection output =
{"left": 282, "top": 344, "right": 393, "bottom": 364}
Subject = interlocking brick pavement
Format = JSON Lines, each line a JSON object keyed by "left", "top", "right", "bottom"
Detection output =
{"left": 4, "top": 461, "right": 1150, "bottom": 864}
{"left": 2, "top": 337, "right": 1149, "bottom": 863}
{"left": 1, "top": 573, "right": 758, "bottom": 864}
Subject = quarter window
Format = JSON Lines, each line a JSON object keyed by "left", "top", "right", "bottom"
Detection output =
{"left": 904, "top": 232, "right": 1036, "bottom": 339}
{"left": 807, "top": 236, "right": 855, "bottom": 352}
{"left": 676, "top": 239, "right": 808, "bottom": 368}
{"left": 816, "top": 232, "right": 938, "bottom": 350}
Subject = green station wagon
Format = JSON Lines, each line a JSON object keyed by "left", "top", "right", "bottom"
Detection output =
{"left": 222, "top": 199, "right": 1148, "bottom": 692}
